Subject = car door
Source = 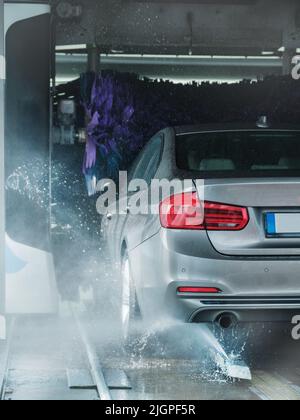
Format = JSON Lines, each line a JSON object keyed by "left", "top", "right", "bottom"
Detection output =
{"left": 122, "top": 133, "right": 164, "bottom": 252}
{"left": 104, "top": 133, "right": 164, "bottom": 261}
{"left": 102, "top": 147, "right": 142, "bottom": 261}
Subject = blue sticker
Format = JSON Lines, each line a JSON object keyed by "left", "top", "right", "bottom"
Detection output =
{"left": 266, "top": 213, "right": 276, "bottom": 235}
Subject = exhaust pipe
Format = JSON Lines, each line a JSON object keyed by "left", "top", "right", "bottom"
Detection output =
{"left": 216, "top": 313, "right": 238, "bottom": 330}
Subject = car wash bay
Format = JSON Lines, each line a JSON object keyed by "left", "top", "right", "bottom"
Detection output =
{"left": 1, "top": 0, "right": 300, "bottom": 400}
{"left": 2, "top": 315, "right": 300, "bottom": 400}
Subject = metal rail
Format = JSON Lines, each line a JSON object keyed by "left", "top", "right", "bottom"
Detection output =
{"left": 73, "top": 310, "right": 112, "bottom": 401}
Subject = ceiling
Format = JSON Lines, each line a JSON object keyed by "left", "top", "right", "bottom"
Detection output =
{"left": 53, "top": 0, "right": 300, "bottom": 56}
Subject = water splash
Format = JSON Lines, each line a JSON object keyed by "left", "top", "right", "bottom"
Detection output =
{"left": 124, "top": 318, "right": 235, "bottom": 383}
{"left": 5, "top": 158, "right": 103, "bottom": 296}
{"left": 6, "top": 160, "right": 49, "bottom": 210}
{"left": 5, "top": 158, "right": 102, "bottom": 240}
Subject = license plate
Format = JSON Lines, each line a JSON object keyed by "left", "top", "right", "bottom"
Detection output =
{"left": 266, "top": 213, "right": 300, "bottom": 236}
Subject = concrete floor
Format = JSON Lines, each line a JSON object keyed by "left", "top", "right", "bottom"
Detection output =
{"left": 1, "top": 316, "right": 98, "bottom": 400}
{"left": 1, "top": 315, "right": 300, "bottom": 400}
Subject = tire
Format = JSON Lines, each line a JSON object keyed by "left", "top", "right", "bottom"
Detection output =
{"left": 121, "top": 251, "right": 140, "bottom": 343}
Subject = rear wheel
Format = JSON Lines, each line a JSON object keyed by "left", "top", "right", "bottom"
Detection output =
{"left": 121, "top": 251, "right": 140, "bottom": 342}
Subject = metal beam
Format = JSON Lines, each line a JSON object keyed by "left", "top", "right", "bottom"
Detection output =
{"left": 57, "top": 53, "right": 283, "bottom": 66}
{"left": 0, "top": 0, "right": 6, "bottom": 335}
{"left": 282, "top": 49, "right": 295, "bottom": 76}
{"left": 87, "top": 44, "right": 100, "bottom": 73}
{"left": 55, "top": 53, "right": 283, "bottom": 84}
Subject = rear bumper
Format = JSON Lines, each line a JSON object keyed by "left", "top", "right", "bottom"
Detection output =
{"left": 178, "top": 295, "right": 300, "bottom": 323}
{"left": 166, "top": 281, "right": 300, "bottom": 323}
{"left": 192, "top": 308, "right": 300, "bottom": 323}
{"left": 129, "top": 229, "right": 300, "bottom": 323}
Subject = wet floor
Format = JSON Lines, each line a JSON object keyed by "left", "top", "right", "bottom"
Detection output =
{"left": 1, "top": 316, "right": 98, "bottom": 400}
{"left": 1, "top": 314, "right": 300, "bottom": 400}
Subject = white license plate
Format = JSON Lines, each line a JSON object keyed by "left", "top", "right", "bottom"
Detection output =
{"left": 266, "top": 213, "right": 300, "bottom": 236}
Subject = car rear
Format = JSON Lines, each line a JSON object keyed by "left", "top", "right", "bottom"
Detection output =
{"left": 161, "top": 127, "right": 300, "bottom": 324}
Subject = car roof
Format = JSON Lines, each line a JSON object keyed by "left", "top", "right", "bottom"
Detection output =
{"left": 174, "top": 123, "right": 300, "bottom": 135}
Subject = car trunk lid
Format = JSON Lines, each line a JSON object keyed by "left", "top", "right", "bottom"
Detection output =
{"left": 197, "top": 178, "right": 300, "bottom": 256}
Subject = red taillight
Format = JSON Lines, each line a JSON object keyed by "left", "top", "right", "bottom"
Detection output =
{"left": 178, "top": 287, "right": 221, "bottom": 294}
{"left": 160, "top": 192, "right": 249, "bottom": 231}
{"left": 204, "top": 201, "right": 249, "bottom": 231}
{"left": 160, "top": 192, "right": 204, "bottom": 230}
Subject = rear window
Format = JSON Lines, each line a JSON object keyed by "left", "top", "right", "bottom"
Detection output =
{"left": 176, "top": 130, "right": 300, "bottom": 178}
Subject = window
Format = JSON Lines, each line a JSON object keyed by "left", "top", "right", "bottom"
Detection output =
{"left": 176, "top": 130, "right": 300, "bottom": 178}
{"left": 130, "top": 134, "right": 163, "bottom": 184}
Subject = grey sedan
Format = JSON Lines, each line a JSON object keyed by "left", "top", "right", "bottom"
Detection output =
{"left": 102, "top": 124, "right": 300, "bottom": 337}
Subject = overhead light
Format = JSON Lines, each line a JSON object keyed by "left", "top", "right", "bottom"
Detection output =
{"left": 262, "top": 51, "right": 275, "bottom": 56}
{"left": 56, "top": 44, "right": 86, "bottom": 51}
{"left": 110, "top": 49, "right": 124, "bottom": 54}
{"left": 212, "top": 55, "right": 245, "bottom": 59}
